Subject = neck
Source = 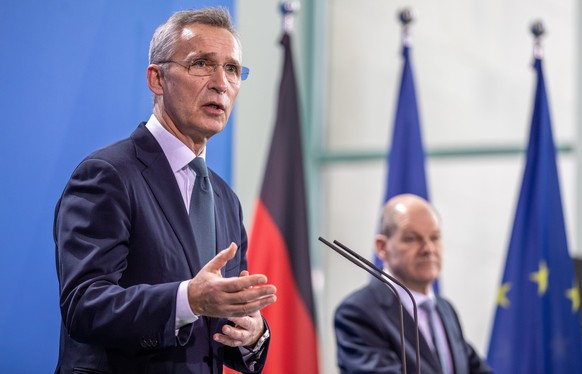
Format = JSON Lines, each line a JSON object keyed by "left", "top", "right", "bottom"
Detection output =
{"left": 153, "top": 106, "right": 206, "bottom": 155}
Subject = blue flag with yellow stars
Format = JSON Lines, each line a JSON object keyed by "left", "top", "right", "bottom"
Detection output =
{"left": 487, "top": 56, "right": 582, "bottom": 373}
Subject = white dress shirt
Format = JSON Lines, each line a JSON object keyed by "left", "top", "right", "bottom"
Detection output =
{"left": 145, "top": 114, "right": 201, "bottom": 329}
{"left": 382, "top": 270, "right": 454, "bottom": 373}
{"left": 145, "top": 115, "right": 268, "bottom": 367}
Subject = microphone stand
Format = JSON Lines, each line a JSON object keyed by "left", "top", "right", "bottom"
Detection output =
{"left": 319, "top": 237, "right": 407, "bottom": 374}
{"left": 334, "top": 240, "right": 422, "bottom": 374}
{"left": 321, "top": 237, "right": 422, "bottom": 374}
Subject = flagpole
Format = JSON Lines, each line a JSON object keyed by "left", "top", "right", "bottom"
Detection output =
{"left": 398, "top": 8, "right": 413, "bottom": 48}
{"left": 393, "top": 10, "right": 422, "bottom": 374}
{"left": 577, "top": 0, "right": 582, "bottom": 261}
{"left": 531, "top": 20, "right": 545, "bottom": 59}
{"left": 280, "top": 1, "right": 300, "bottom": 33}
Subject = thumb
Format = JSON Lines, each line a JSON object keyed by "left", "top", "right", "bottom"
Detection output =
{"left": 205, "top": 242, "right": 238, "bottom": 272}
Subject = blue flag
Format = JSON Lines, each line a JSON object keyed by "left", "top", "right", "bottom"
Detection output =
{"left": 375, "top": 44, "right": 429, "bottom": 270}
{"left": 384, "top": 45, "right": 429, "bottom": 203}
{"left": 487, "top": 57, "right": 582, "bottom": 373}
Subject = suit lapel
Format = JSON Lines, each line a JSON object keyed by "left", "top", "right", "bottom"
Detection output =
{"left": 436, "top": 297, "right": 464, "bottom": 374}
{"left": 131, "top": 124, "right": 201, "bottom": 274}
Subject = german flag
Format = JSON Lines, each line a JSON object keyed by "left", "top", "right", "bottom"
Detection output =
{"left": 247, "top": 32, "right": 319, "bottom": 374}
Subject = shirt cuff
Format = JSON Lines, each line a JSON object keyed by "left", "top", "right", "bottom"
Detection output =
{"left": 240, "top": 327, "right": 270, "bottom": 370}
{"left": 175, "top": 280, "right": 198, "bottom": 330}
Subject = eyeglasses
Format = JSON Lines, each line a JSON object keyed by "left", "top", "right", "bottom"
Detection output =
{"left": 158, "top": 59, "right": 249, "bottom": 83}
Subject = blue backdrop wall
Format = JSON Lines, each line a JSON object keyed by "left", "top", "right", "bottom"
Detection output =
{"left": 0, "top": 1, "right": 236, "bottom": 371}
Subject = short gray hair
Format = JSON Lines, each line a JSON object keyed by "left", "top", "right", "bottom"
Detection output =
{"left": 149, "top": 7, "right": 241, "bottom": 64}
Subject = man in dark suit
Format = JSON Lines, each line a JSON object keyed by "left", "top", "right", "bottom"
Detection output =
{"left": 334, "top": 194, "right": 491, "bottom": 374}
{"left": 54, "top": 8, "right": 276, "bottom": 373}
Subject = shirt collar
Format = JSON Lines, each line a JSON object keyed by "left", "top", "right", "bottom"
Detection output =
{"left": 145, "top": 114, "right": 206, "bottom": 172}
{"left": 382, "top": 267, "right": 436, "bottom": 313}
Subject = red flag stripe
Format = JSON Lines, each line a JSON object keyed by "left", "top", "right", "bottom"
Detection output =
{"left": 248, "top": 200, "right": 318, "bottom": 373}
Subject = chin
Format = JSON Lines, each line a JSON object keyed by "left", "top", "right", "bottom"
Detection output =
{"left": 198, "top": 124, "right": 226, "bottom": 139}
{"left": 417, "top": 271, "right": 440, "bottom": 284}
{"left": 208, "top": 122, "right": 227, "bottom": 134}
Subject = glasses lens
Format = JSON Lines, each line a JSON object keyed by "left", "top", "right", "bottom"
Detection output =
{"left": 240, "top": 66, "right": 250, "bottom": 81}
{"left": 181, "top": 61, "right": 248, "bottom": 83}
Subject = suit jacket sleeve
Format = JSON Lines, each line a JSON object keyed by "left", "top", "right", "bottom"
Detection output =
{"left": 335, "top": 286, "right": 404, "bottom": 373}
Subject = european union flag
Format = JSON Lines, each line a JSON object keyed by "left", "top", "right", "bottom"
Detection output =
{"left": 487, "top": 56, "right": 582, "bottom": 373}
{"left": 384, "top": 45, "right": 429, "bottom": 203}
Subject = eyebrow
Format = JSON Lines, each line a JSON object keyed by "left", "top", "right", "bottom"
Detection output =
{"left": 185, "top": 52, "right": 241, "bottom": 65}
{"left": 401, "top": 228, "right": 441, "bottom": 236}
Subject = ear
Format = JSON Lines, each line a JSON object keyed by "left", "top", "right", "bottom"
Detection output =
{"left": 147, "top": 64, "right": 164, "bottom": 96}
{"left": 374, "top": 234, "right": 389, "bottom": 262}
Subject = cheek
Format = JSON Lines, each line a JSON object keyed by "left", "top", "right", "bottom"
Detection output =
{"left": 434, "top": 249, "right": 443, "bottom": 266}
{"left": 227, "top": 89, "right": 240, "bottom": 108}
{"left": 392, "top": 251, "right": 412, "bottom": 269}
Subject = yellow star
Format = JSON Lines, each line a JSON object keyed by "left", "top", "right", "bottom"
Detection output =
{"left": 496, "top": 282, "right": 511, "bottom": 308}
{"left": 566, "top": 283, "right": 580, "bottom": 313}
{"left": 530, "top": 260, "right": 549, "bottom": 296}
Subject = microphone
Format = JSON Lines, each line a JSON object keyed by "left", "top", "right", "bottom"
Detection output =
{"left": 333, "top": 239, "right": 421, "bottom": 374}
{"left": 319, "top": 237, "right": 408, "bottom": 374}
{"left": 320, "top": 237, "right": 421, "bottom": 374}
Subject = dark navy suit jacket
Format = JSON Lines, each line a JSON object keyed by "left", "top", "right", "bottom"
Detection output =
{"left": 54, "top": 124, "right": 267, "bottom": 373}
{"left": 334, "top": 279, "right": 492, "bottom": 374}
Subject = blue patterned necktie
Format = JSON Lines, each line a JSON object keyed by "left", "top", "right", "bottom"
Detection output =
{"left": 188, "top": 157, "right": 216, "bottom": 266}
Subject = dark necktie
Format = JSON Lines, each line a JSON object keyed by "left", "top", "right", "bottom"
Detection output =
{"left": 420, "top": 299, "right": 451, "bottom": 374}
{"left": 188, "top": 157, "right": 216, "bottom": 266}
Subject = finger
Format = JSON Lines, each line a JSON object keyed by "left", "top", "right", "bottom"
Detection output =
{"left": 227, "top": 316, "right": 252, "bottom": 329}
{"left": 220, "top": 283, "right": 277, "bottom": 306}
{"left": 215, "top": 314, "right": 264, "bottom": 347}
{"left": 223, "top": 294, "right": 277, "bottom": 318}
{"left": 227, "top": 313, "right": 263, "bottom": 332}
{"left": 204, "top": 242, "right": 237, "bottom": 272}
{"left": 213, "top": 322, "right": 254, "bottom": 347}
{"left": 220, "top": 285, "right": 275, "bottom": 317}
{"left": 240, "top": 270, "right": 249, "bottom": 277}
{"left": 220, "top": 274, "right": 271, "bottom": 293}
{"left": 213, "top": 331, "right": 247, "bottom": 347}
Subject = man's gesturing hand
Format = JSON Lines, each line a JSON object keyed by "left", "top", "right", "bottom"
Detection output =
{"left": 214, "top": 311, "right": 266, "bottom": 348}
{"left": 187, "top": 243, "right": 277, "bottom": 318}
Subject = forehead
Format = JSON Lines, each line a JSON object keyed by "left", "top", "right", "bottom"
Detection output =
{"left": 177, "top": 23, "right": 241, "bottom": 61}
{"left": 395, "top": 204, "right": 440, "bottom": 232}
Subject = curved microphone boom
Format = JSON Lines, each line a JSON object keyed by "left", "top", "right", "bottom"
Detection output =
{"left": 333, "top": 239, "right": 421, "bottom": 374}
{"left": 321, "top": 237, "right": 422, "bottom": 374}
{"left": 319, "top": 237, "right": 408, "bottom": 374}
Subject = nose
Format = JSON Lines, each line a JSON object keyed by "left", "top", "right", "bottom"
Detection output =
{"left": 420, "top": 238, "right": 438, "bottom": 254}
{"left": 207, "top": 65, "right": 229, "bottom": 93}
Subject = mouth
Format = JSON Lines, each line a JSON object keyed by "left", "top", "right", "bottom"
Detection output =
{"left": 204, "top": 101, "right": 225, "bottom": 111}
{"left": 417, "top": 258, "right": 439, "bottom": 267}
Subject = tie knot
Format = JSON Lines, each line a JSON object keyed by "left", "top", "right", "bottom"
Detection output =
{"left": 189, "top": 157, "right": 208, "bottom": 178}
{"left": 420, "top": 299, "right": 436, "bottom": 313}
